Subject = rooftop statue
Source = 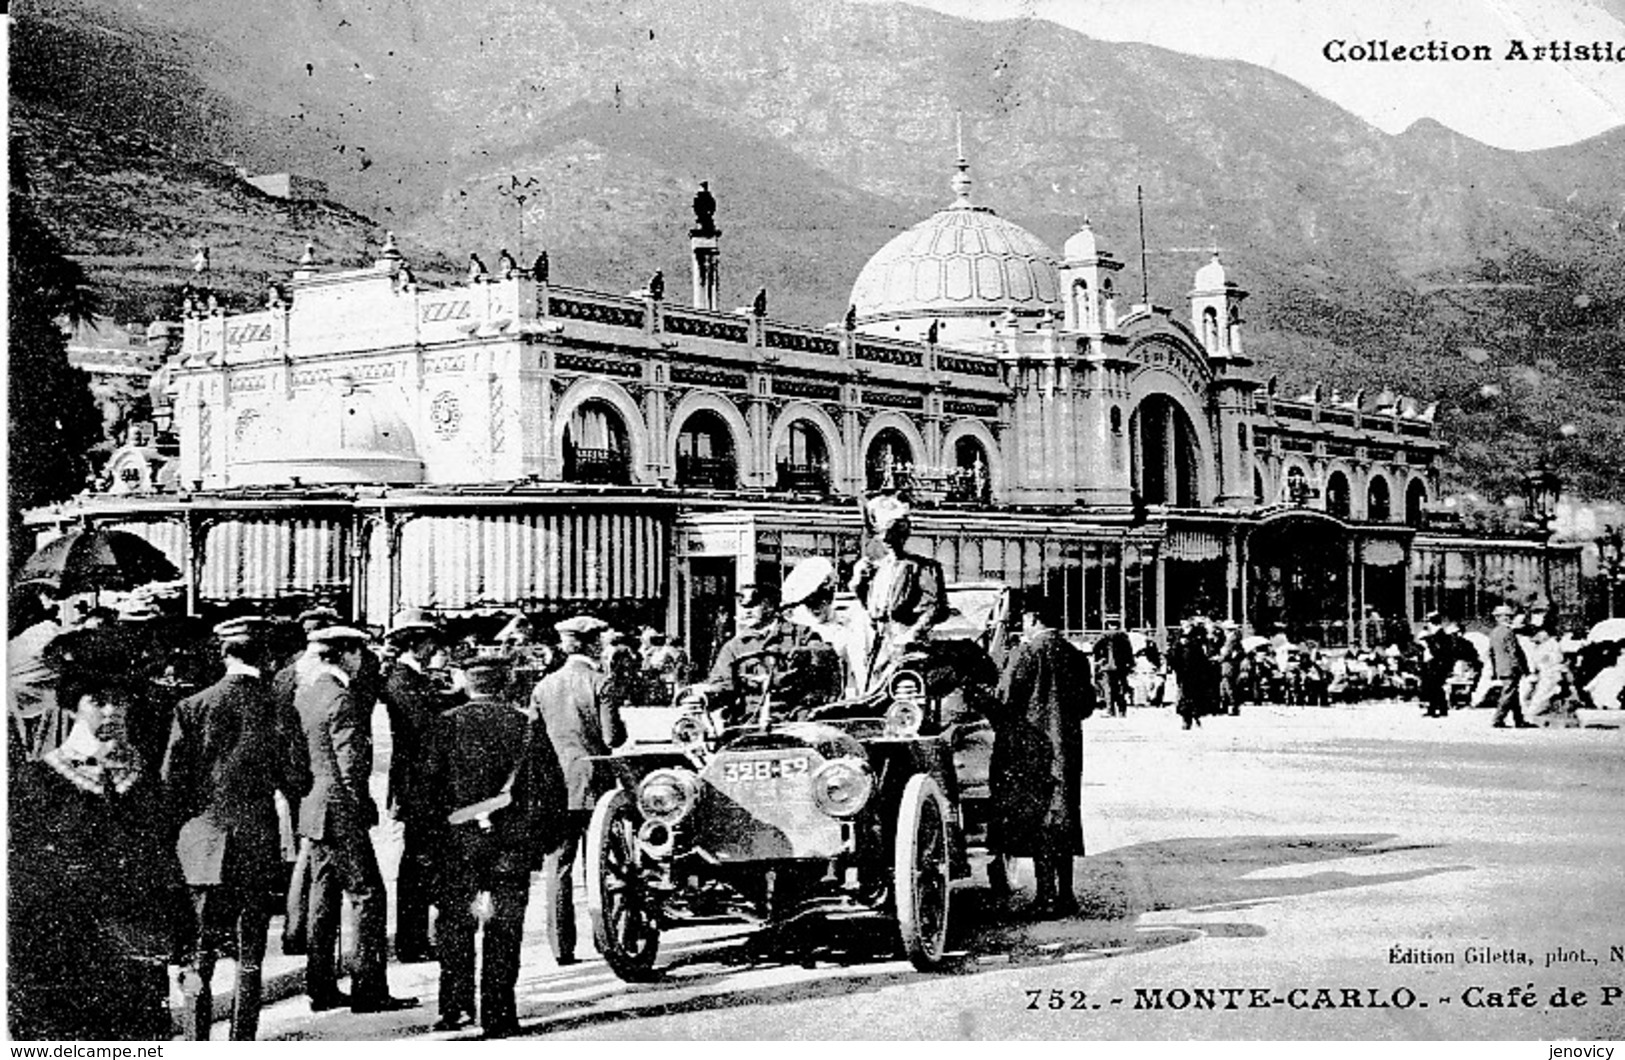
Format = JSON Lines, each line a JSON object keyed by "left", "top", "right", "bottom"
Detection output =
{"left": 692, "top": 181, "right": 718, "bottom": 237}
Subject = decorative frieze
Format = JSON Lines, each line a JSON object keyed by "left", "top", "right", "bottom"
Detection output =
{"left": 765, "top": 329, "right": 841, "bottom": 356}
{"left": 671, "top": 365, "right": 748, "bottom": 390}
{"left": 943, "top": 398, "right": 999, "bottom": 418}
{"left": 856, "top": 343, "right": 923, "bottom": 368}
{"left": 937, "top": 354, "right": 1000, "bottom": 378}
{"left": 665, "top": 313, "right": 748, "bottom": 343}
{"left": 556, "top": 352, "right": 640, "bottom": 379}
{"left": 862, "top": 388, "right": 925, "bottom": 410}
{"left": 773, "top": 377, "right": 842, "bottom": 402}
{"left": 548, "top": 297, "right": 645, "bottom": 330}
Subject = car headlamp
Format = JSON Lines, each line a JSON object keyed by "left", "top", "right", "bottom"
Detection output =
{"left": 810, "top": 756, "right": 873, "bottom": 818}
{"left": 671, "top": 713, "right": 707, "bottom": 747}
{"left": 883, "top": 698, "right": 924, "bottom": 737}
{"left": 636, "top": 767, "right": 700, "bottom": 825}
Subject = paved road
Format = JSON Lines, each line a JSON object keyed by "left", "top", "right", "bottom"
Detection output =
{"left": 252, "top": 701, "right": 1625, "bottom": 1041}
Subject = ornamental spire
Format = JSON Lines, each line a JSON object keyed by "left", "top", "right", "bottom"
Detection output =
{"left": 950, "top": 111, "right": 973, "bottom": 206}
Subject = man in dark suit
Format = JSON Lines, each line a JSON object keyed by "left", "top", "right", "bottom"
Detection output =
{"left": 990, "top": 597, "right": 1095, "bottom": 916}
{"left": 532, "top": 614, "right": 624, "bottom": 966}
{"left": 164, "top": 616, "right": 313, "bottom": 1040}
{"left": 294, "top": 625, "right": 418, "bottom": 1014}
{"left": 425, "top": 658, "right": 563, "bottom": 1038}
{"left": 1487, "top": 604, "right": 1534, "bottom": 728}
{"left": 380, "top": 607, "right": 457, "bottom": 963}
{"left": 849, "top": 494, "right": 949, "bottom": 691}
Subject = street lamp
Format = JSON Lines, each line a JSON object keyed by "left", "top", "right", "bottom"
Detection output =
{"left": 1523, "top": 460, "right": 1562, "bottom": 607}
{"left": 1598, "top": 523, "right": 1625, "bottom": 619}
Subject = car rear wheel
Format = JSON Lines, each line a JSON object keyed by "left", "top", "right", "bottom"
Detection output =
{"left": 585, "top": 788, "right": 661, "bottom": 981}
{"left": 894, "top": 773, "right": 952, "bottom": 969}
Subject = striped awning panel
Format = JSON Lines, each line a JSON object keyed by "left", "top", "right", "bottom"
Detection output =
{"left": 201, "top": 518, "right": 350, "bottom": 600}
{"left": 1165, "top": 530, "right": 1225, "bottom": 563}
{"left": 397, "top": 512, "right": 667, "bottom": 609}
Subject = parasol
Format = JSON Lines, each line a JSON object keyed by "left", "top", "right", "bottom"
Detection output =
{"left": 17, "top": 527, "right": 181, "bottom": 596}
{"left": 1586, "top": 618, "right": 1625, "bottom": 645}
{"left": 1241, "top": 635, "right": 1270, "bottom": 651}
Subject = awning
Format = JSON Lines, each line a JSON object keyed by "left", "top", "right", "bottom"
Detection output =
{"left": 202, "top": 518, "right": 350, "bottom": 600}
{"left": 1164, "top": 529, "right": 1225, "bottom": 563}
{"left": 397, "top": 511, "right": 666, "bottom": 609}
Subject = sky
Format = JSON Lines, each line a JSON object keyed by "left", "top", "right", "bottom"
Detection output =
{"left": 870, "top": 0, "right": 1625, "bottom": 150}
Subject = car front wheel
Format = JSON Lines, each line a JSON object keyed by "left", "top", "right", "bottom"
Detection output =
{"left": 893, "top": 773, "right": 952, "bottom": 969}
{"left": 585, "top": 788, "right": 661, "bottom": 981}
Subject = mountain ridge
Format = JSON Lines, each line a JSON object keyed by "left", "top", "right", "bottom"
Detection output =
{"left": 10, "top": 0, "right": 1623, "bottom": 502}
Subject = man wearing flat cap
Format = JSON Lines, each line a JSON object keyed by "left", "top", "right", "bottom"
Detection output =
{"left": 531, "top": 614, "right": 624, "bottom": 966}
{"left": 379, "top": 608, "right": 460, "bottom": 963}
{"left": 164, "top": 616, "right": 313, "bottom": 1039}
{"left": 696, "top": 583, "right": 815, "bottom": 717}
{"left": 295, "top": 625, "right": 418, "bottom": 1013}
{"left": 850, "top": 494, "right": 949, "bottom": 690}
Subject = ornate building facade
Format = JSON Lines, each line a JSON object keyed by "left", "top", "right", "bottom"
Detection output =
{"left": 30, "top": 157, "right": 1578, "bottom": 662}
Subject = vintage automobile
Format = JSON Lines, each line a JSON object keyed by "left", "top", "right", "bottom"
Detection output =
{"left": 583, "top": 659, "right": 986, "bottom": 981}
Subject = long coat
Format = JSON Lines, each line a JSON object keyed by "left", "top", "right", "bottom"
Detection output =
{"left": 424, "top": 697, "right": 567, "bottom": 873}
{"left": 163, "top": 670, "right": 312, "bottom": 887}
{"left": 988, "top": 628, "right": 1094, "bottom": 857}
{"left": 294, "top": 667, "right": 377, "bottom": 840}
{"left": 532, "top": 654, "right": 623, "bottom": 812}
{"left": 381, "top": 660, "right": 456, "bottom": 822}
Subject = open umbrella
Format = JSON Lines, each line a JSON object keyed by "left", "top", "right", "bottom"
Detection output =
{"left": 1241, "top": 635, "right": 1270, "bottom": 651}
{"left": 1587, "top": 618, "right": 1625, "bottom": 645}
{"left": 17, "top": 527, "right": 181, "bottom": 595}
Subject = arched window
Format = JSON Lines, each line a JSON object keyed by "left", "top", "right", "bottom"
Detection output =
{"left": 1285, "top": 465, "right": 1311, "bottom": 506}
{"left": 866, "top": 428, "right": 914, "bottom": 491}
{"left": 1367, "top": 476, "right": 1392, "bottom": 523}
{"left": 1253, "top": 467, "right": 1266, "bottom": 505}
{"left": 1405, "top": 479, "right": 1429, "bottom": 528}
{"left": 563, "top": 400, "right": 631, "bottom": 485}
{"left": 1227, "top": 306, "right": 1244, "bottom": 355}
{"left": 1202, "top": 306, "right": 1219, "bottom": 351}
{"left": 775, "top": 420, "right": 830, "bottom": 494}
{"left": 949, "top": 436, "right": 991, "bottom": 503}
{"left": 1072, "top": 278, "right": 1090, "bottom": 330}
{"left": 1101, "top": 279, "right": 1117, "bottom": 329}
{"left": 1325, "top": 470, "right": 1351, "bottom": 519}
{"left": 1110, "top": 405, "right": 1125, "bottom": 470}
{"left": 675, "top": 410, "right": 737, "bottom": 489}
{"left": 1128, "top": 395, "right": 1201, "bottom": 508}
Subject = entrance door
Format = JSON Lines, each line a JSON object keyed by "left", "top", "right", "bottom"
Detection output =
{"left": 1247, "top": 517, "right": 1350, "bottom": 647}
{"left": 684, "top": 556, "right": 736, "bottom": 678}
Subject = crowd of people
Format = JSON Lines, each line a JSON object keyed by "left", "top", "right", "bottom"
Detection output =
{"left": 8, "top": 519, "right": 1620, "bottom": 1040}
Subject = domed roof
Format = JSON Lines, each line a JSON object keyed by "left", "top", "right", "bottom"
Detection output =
{"left": 1194, "top": 251, "right": 1228, "bottom": 290}
{"left": 1062, "top": 217, "right": 1101, "bottom": 261}
{"left": 233, "top": 377, "right": 424, "bottom": 486}
{"left": 850, "top": 161, "right": 1059, "bottom": 327}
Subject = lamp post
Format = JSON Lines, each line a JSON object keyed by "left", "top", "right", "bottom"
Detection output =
{"left": 1523, "top": 460, "right": 1562, "bottom": 608}
{"left": 1598, "top": 523, "right": 1625, "bottom": 619}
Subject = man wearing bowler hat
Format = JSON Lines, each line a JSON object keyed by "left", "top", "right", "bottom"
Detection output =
{"left": 164, "top": 616, "right": 313, "bottom": 1040}
{"left": 295, "top": 625, "right": 418, "bottom": 1013}
{"left": 532, "top": 614, "right": 624, "bottom": 966}
{"left": 380, "top": 607, "right": 459, "bottom": 963}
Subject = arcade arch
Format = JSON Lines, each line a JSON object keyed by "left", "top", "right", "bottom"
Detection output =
{"left": 555, "top": 379, "right": 647, "bottom": 485}
{"left": 668, "top": 391, "right": 752, "bottom": 489}
{"left": 1129, "top": 392, "right": 1203, "bottom": 507}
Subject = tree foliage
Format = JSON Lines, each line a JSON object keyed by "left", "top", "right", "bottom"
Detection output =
{"left": 8, "top": 145, "right": 105, "bottom": 560}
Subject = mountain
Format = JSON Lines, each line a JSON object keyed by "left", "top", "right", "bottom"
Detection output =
{"left": 9, "top": 0, "right": 1624, "bottom": 502}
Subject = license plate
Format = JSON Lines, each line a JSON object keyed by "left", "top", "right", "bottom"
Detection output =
{"left": 717, "top": 755, "right": 811, "bottom": 784}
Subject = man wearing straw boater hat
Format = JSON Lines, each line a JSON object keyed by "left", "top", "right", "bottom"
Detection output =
{"left": 165, "top": 616, "right": 312, "bottom": 1040}
{"left": 380, "top": 607, "right": 457, "bottom": 964}
{"left": 295, "top": 624, "right": 418, "bottom": 1014}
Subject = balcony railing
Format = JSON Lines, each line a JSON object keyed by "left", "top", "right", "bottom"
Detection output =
{"left": 675, "top": 455, "right": 738, "bottom": 490}
{"left": 565, "top": 447, "right": 631, "bottom": 486}
{"left": 775, "top": 461, "right": 831, "bottom": 495}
